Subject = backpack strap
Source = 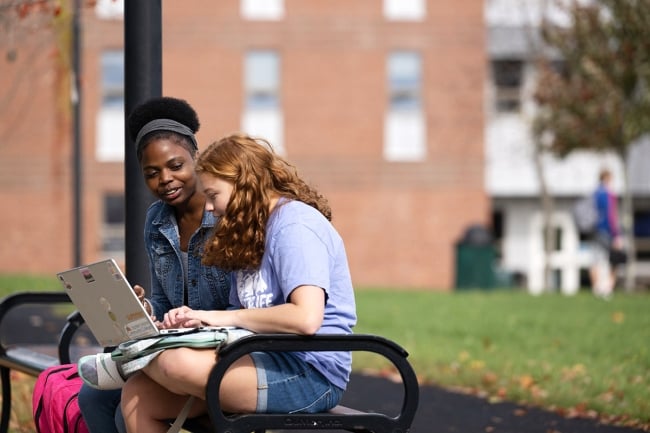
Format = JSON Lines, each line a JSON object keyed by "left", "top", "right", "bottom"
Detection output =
{"left": 167, "top": 396, "right": 195, "bottom": 433}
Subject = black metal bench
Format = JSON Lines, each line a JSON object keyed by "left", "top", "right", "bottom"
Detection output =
{"left": 0, "top": 291, "right": 419, "bottom": 433}
{"left": 206, "top": 333, "right": 420, "bottom": 433}
{"left": 0, "top": 292, "right": 91, "bottom": 433}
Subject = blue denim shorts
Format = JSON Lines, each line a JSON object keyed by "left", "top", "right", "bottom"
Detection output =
{"left": 249, "top": 351, "right": 343, "bottom": 413}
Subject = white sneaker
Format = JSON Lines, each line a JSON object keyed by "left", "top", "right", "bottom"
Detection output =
{"left": 78, "top": 353, "right": 126, "bottom": 390}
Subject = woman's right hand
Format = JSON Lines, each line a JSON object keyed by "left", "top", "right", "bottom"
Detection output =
{"left": 133, "top": 284, "right": 145, "bottom": 302}
{"left": 133, "top": 284, "right": 153, "bottom": 317}
{"left": 162, "top": 306, "right": 211, "bottom": 329}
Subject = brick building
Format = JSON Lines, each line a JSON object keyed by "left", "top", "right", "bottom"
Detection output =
{"left": 0, "top": 0, "right": 488, "bottom": 290}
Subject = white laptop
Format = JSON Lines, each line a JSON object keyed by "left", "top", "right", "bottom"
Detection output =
{"left": 57, "top": 258, "right": 192, "bottom": 347}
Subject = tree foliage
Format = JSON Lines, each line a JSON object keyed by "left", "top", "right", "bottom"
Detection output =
{"left": 533, "top": 0, "right": 650, "bottom": 158}
{"left": 0, "top": 0, "right": 94, "bottom": 142}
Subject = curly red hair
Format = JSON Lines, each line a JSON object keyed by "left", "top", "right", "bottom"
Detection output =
{"left": 196, "top": 133, "right": 331, "bottom": 270}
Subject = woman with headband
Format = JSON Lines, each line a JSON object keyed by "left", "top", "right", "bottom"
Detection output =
{"left": 77, "top": 96, "right": 231, "bottom": 433}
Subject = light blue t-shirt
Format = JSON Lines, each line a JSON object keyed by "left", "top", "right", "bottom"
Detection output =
{"left": 229, "top": 199, "right": 357, "bottom": 389}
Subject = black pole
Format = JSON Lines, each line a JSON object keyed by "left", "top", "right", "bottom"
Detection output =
{"left": 72, "top": 0, "right": 82, "bottom": 266}
{"left": 124, "top": 1, "right": 161, "bottom": 287}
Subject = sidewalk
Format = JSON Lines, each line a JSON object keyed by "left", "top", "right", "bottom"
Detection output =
{"left": 335, "top": 373, "right": 648, "bottom": 433}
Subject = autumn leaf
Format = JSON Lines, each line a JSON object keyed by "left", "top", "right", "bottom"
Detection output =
{"left": 561, "top": 363, "right": 587, "bottom": 381}
{"left": 513, "top": 408, "right": 527, "bottom": 417}
{"left": 482, "top": 371, "right": 498, "bottom": 386}
{"left": 470, "top": 360, "right": 486, "bottom": 371}
{"left": 611, "top": 311, "right": 625, "bottom": 324}
{"left": 518, "top": 374, "right": 535, "bottom": 389}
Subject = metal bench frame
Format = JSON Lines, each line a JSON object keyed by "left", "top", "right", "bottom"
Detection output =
{"left": 0, "top": 292, "right": 84, "bottom": 433}
{"left": 0, "top": 291, "right": 419, "bottom": 433}
{"left": 207, "top": 333, "right": 420, "bottom": 433}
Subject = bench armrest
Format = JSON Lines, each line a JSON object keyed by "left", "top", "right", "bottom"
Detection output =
{"left": 0, "top": 291, "right": 83, "bottom": 365}
{"left": 205, "top": 333, "right": 420, "bottom": 433}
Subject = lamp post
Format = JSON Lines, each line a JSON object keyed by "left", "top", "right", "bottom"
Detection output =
{"left": 123, "top": 1, "right": 161, "bottom": 287}
{"left": 72, "top": 0, "right": 82, "bottom": 266}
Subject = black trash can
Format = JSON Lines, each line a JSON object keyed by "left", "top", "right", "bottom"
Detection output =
{"left": 454, "top": 225, "right": 497, "bottom": 290}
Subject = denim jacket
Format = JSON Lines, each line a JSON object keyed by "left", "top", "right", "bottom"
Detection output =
{"left": 143, "top": 200, "right": 231, "bottom": 318}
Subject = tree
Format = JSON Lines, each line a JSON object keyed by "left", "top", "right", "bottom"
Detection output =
{"left": 1, "top": 0, "right": 90, "bottom": 264}
{"left": 0, "top": 0, "right": 72, "bottom": 145}
{"left": 533, "top": 0, "right": 650, "bottom": 291}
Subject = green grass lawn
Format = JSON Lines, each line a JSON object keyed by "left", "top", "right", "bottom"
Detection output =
{"left": 354, "top": 288, "right": 650, "bottom": 426}
{"left": 0, "top": 274, "right": 60, "bottom": 292}
{"left": 1, "top": 275, "right": 648, "bottom": 428}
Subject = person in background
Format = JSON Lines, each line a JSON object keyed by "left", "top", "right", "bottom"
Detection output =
{"left": 77, "top": 97, "right": 231, "bottom": 433}
{"left": 119, "top": 133, "right": 357, "bottom": 432}
{"left": 590, "top": 168, "right": 623, "bottom": 299}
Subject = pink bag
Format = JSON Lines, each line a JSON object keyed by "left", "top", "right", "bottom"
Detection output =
{"left": 32, "top": 364, "right": 89, "bottom": 433}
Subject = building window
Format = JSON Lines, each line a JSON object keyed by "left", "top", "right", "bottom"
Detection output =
{"left": 388, "top": 52, "right": 422, "bottom": 111}
{"left": 242, "top": 50, "right": 284, "bottom": 154}
{"left": 634, "top": 210, "right": 650, "bottom": 260}
{"left": 241, "top": 0, "right": 284, "bottom": 21}
{"left": 491, "top": 59, "right": 523, "bottom": 113}
{"left": 491, "top": 209, "right": 504, "bottom": 258}
{"left": 245, "top": 50, "right": 280, "bottom": 109}
{"left": 101, "top": 50, "right": 124, "bottom": 108}
{"left": 384, "top": 51, "right": 425, "bottom": 161}
{"left": 102, "top": 193, "right": 124, "bottom": 260}
{"left": 95, "top": 0, "right": 124, "bottom": 20}
{"left": 96, "top": 50, "right": 125, "bottom": 162}
{"left": 383, "top": 0, "right": 426, "bottom": 21}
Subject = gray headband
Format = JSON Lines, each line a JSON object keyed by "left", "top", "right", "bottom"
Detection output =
{"left": 134, "top": 118, "right": 198, "bottom": 153}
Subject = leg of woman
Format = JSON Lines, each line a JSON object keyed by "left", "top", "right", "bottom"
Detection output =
{"left": 143, "top": 347, "right": 258, "bottom": 412}
{"left": 591, "top": 240, "right": 609, "bottom": 297}
{"left": 248, "top": 351, "right": 344, "bottom": 414}
{"left": 121, "top": 372, "right": 206, "bottom": 433}
{"left": 78, "top": 385, "right": 122, "bottom": 433}
{"left": 121, "top": 348, "right": 258, "bottom": 432}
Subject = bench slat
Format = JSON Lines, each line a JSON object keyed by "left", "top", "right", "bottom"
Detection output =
{"left": 328, "top": 405, "right": 367, "bottom": 415}
{"left": 1, "top": 348, "right": 59, "bottom": 376}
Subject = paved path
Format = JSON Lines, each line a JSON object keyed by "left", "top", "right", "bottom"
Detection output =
{"left": 335, "top": 373, "right": 647, "bottom": 433}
